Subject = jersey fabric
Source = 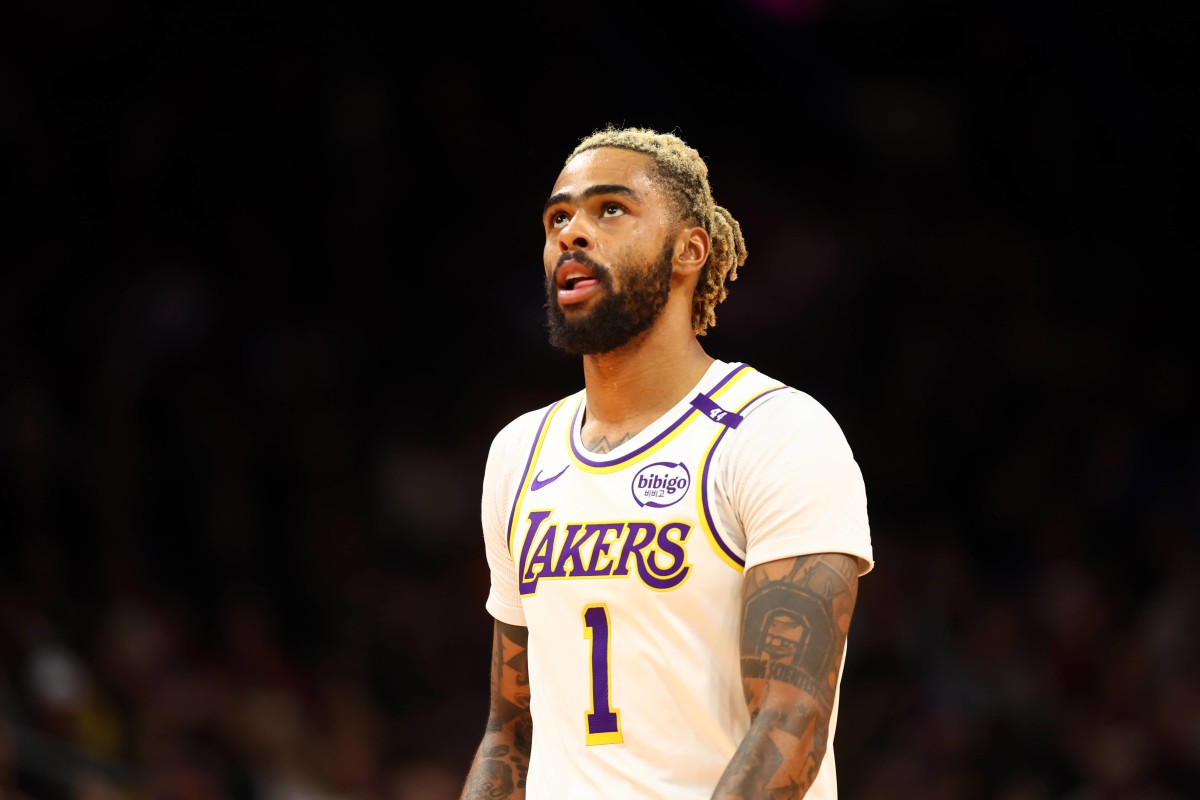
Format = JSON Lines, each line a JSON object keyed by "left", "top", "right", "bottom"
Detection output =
{"left": 481, "top": 360, "right": 874, "bottom": 800}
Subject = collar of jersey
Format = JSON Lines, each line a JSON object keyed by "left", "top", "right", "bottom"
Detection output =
{"left": 566, "top": 361, "right": 754, "bottom": 474}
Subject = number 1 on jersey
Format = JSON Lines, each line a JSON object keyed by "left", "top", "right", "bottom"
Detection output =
{"left": 583, "top": 604, "right": 623, "bottom": 745}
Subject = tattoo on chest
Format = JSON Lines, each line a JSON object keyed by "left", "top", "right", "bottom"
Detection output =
{"left": 585, "top": 431, "right": 633, "bottom": 454}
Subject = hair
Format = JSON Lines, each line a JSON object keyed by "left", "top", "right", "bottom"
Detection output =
{"left": 567, "top": 125, "right": 748, "bottom": 336}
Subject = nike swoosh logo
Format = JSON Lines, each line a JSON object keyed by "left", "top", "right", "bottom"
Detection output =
{"left": 530, "top": 465, "right": 569, "bottom": 491}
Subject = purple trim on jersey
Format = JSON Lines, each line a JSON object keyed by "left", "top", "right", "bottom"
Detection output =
{"left": 568, "top": 362, "right": 752, "bottom": 468}
{"left": 506, "top": 400, "right": 563, "bottom": 554}
{"left": 700, "top": 384, "right": 790, "bottom": 569}
{"left": 689, "top": 393, "right": 743, "bottom": 428}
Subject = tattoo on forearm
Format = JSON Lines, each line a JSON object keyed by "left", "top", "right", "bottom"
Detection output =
{"left": 462, "top": 623, "right": 532, "bottom": 799}
{"left": 492, "top": 623, "right": 531, "bottom": 726}
{"left": 717, "top": 553, "right": 859, "bottom": 799}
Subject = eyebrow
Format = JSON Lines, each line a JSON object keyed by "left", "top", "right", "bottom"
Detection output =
{"left": 543, "top": 184, "right": 640, "bottom": 214}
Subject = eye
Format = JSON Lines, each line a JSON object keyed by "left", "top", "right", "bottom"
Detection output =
{"left": 547, "top": 209, "right": 571, "bottom": 229}
{"left": 601, "top": 202, "right": 626, "bottom": 218}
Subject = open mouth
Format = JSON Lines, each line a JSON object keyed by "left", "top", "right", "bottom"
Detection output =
{"left": 556, "top": 262, "right": 596, "bottom": 289}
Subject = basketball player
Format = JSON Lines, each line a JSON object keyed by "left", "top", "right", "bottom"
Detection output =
{"left": 459, "top": 125, "right": 874, "bottom": 799}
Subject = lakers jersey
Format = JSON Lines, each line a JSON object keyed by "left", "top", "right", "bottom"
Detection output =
{"left": 481, "top": 360, "right": 874, "bottom": 799}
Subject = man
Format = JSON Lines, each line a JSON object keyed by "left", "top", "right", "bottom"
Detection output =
{"left": 460, "top": 125, "right": 874, "bottom": 799}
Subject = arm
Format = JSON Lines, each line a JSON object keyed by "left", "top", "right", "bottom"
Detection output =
{"left": 460, "top": 620, "right": 533, "bottom": 800}
{"left": 711, "top": 552, "right": 860, "bottom": 799}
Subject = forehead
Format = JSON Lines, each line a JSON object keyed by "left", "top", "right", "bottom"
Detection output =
{"left": 551, "top": 147, "right": 660, "bottom": 199}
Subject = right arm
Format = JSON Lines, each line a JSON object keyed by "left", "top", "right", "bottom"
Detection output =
{"left": 460, "top": 620, "right": 532, "bottom": 800}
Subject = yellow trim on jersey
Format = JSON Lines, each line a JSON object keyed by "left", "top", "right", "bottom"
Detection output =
{"left": 695, "top": 381, "right": 788, "bottom": 572}
{"left": 696, "top": 428, "right": 746, "bottom": 573}
{"left": 709, "top": 366, "right": 754, "bottom": 401}
{"left": 568, "top": 413, "right": 699, "bottom": 474}
{"left": 568, "top": 367, "right": 758, "bottom": 475}
{"left": 508, "top": 398, "right": 570, "bottom": 554}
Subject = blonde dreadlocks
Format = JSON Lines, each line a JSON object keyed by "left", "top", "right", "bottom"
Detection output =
{"left": 568, "top": 125, "right": 748, "bottom": 336}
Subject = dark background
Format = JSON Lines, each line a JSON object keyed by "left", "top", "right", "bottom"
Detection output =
{"left": 2, "top": 0, "right": 1197, "bottom": 798}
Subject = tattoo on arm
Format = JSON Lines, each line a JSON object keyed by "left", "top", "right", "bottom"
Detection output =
{"left": 718, "top": 553, "right": 860, "bottom": 799}
{"left": 460, "top": 621, "right": 532, "bottom": 799}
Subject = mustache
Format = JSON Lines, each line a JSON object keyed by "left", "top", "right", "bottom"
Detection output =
{"left": 556, "top": 250, "right": 608, "bottom": 275}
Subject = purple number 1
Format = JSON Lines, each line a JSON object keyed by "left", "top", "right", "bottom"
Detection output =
{"left": 583, "top": 604, "right": 623, "bottom": 745}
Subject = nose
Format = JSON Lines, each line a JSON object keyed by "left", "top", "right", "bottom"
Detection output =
{"left": 556, "top": 213, "right": 594, "bottom": 253}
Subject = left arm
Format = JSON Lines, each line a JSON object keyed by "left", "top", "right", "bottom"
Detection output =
{"left": 711, "top": 552, "right": 861, "bottom": 799}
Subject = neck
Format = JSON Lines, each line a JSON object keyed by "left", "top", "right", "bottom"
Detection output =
{"left": 577, "top": 323, "right": 714, "bottom": 446}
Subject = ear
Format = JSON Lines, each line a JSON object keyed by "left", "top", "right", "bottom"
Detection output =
{"left": 672, "top": 225, "right": 710, "bottom": 276}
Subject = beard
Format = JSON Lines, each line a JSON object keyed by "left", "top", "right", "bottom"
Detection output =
{"left": 544, "top": 241, "right": 674, "bottom": 356}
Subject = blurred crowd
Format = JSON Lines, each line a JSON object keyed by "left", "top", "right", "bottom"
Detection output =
{"left": 1, "top": 302, "right": 493, "bottom": 799}
{"left": 4, "top": 0, "right": 1198, "bottom": 798}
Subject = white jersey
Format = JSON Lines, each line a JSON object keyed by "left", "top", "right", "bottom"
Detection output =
{"left": 481, "top": 360, "right": 874, "bottom": 800}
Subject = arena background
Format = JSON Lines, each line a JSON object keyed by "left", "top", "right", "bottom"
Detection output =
{"left": 2, "top": 1, "right": 1197, "bottom": 797}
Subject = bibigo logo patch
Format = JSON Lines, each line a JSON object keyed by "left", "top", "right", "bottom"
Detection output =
{"left": 631, "top": 461, "right": 691, "bottom": 508}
